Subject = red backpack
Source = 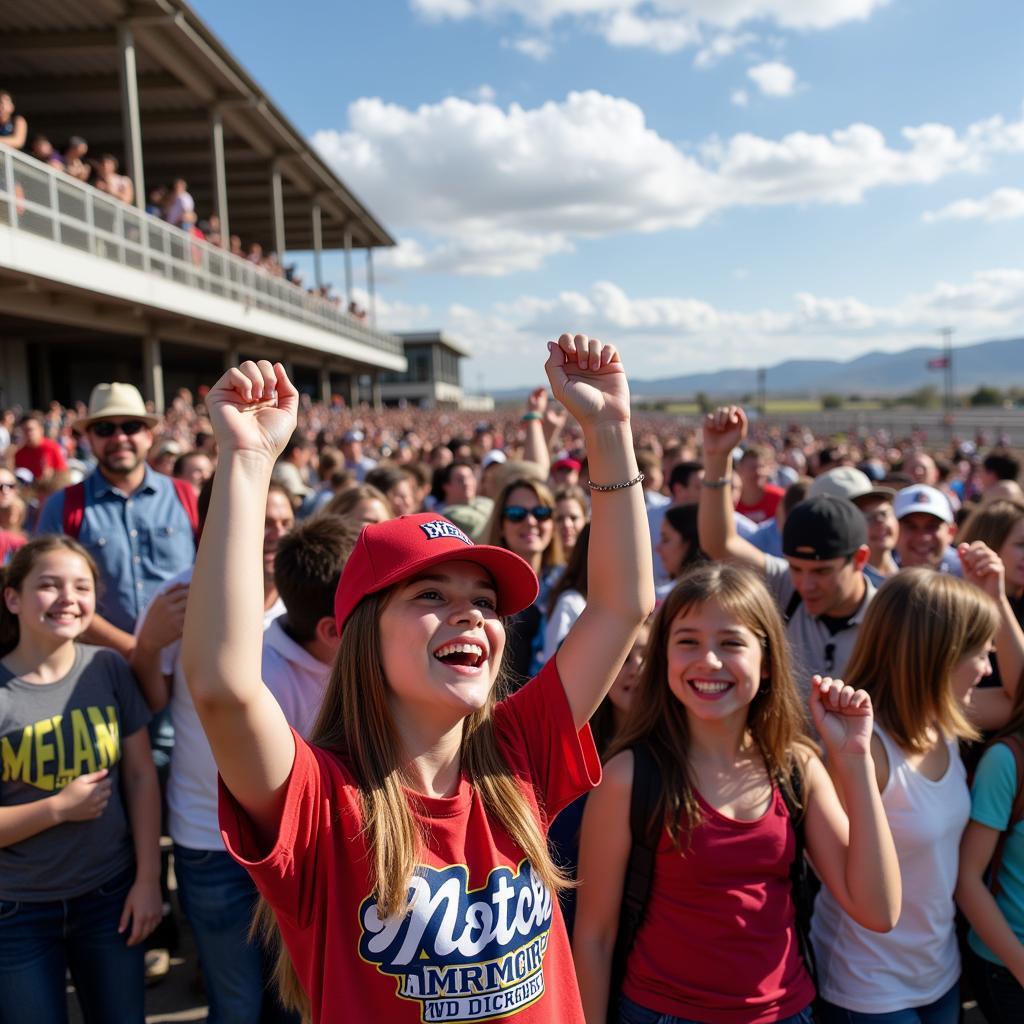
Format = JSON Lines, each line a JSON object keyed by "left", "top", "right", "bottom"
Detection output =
{"left": 60, "top": 478, "right": 199, "bottom": 543}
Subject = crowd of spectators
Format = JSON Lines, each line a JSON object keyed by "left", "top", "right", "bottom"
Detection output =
{"left": 0, "top": 87, "right": 368, "bottom": 315}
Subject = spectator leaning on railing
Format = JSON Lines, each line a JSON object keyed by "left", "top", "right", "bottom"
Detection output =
{"left": 0, "top": 89, "right": 27, "bottom": 150}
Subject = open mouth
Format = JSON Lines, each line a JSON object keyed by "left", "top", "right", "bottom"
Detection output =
{"left": 433, "top": 642, "right": 487, "bottom": 669}
{"left": 688, "top": 679, "right": 733, "bottom": 698}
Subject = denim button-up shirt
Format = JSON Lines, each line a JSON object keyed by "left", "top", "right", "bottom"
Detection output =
{"left": 36, "top": 466, "right": 196, "bottom": 632}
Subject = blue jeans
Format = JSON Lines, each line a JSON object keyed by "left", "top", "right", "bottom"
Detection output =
{"left": 0, "top": 864, "right": 144, "bottom": 1024}
{"left": 816, "top": 982, "right": 960, "bottom": 1024}
{"left": 173, "top": 844, "right": 297, "bottom": 1024}
{"left": 619, "top": 994, "right": 815, "bottom": 1023}
{"left": 966, "top": 947, "right": 1024, "bottom": 1024}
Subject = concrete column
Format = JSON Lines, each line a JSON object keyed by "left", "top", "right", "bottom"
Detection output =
{"left": 366, "top": 246, "right": 377, "bottom": 325}
{"left": 0, "top": 338, "right": 31, "bottom": 408}
{"left": 343, "top": 228, "right": 353, "bottom": 304}
{"left": 319, "top": 366, "right": 331, "bottom": 405}
{"left": 270, "top": 162, "right": 286, "bottom": 263}
{"left": 142, "top": 334, "right": 164, "bottom": 414}
{"left": 117, "top": 23, "right": 146, "bottom": 210}
{"left": 371, "top": 372, "right": 382, "bottom": 412}
{"left": 311, "top": 201, "right": 324, "bottom": 291}
{"left": 210, "top": 108, "right": 230, "bottom": 242}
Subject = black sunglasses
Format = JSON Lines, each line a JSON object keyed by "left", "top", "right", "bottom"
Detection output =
{"left": 503, "top": 504, "right": 553, "bottom": 523}
{"left": 90, "top": 419, "right": 147, "bottom": 438}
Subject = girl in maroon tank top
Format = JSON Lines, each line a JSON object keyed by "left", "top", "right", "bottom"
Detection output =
{"left": 574, "top": 563, "right": 902, "bottom": 1024}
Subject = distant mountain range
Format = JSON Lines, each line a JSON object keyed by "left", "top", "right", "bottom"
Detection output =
{"left": 491, "top": 336, "right": 1024, "bottom": 400}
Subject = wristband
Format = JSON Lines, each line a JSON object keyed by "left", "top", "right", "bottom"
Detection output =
{"left": 701, "top": 476, "right": 732, "bottom": 489}
{"left": 588, "top": 471, "right": 645, "bottom": 493}
{"left": 521, "top": 412, "right": 542, "bottom": 422}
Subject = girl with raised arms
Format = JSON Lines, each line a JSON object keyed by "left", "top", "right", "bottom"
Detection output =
{"left": 573, "top": 562, "right": 902, "bottom": 1024}
{"left": 181, "top": 335, "right": 655, "bottom": 1023}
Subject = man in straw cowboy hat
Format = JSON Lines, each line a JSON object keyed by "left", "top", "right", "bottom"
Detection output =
{"left": 36, "top": 382, "right": 196, "bottom": 658}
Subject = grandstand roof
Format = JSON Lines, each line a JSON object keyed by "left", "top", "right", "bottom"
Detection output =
{"left": 1, "top": 0, "right": 395, "bottom": 253}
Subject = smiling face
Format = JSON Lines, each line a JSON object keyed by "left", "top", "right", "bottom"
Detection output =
{"left": 378, "top": 561, "right": 506, "bottom": 721}
{"left": 554, "top": 497, "right": 586, "bottom": 553}
{"left": 87, "top": 419, "right": 153, "bottom": 476}
{"left": 4, "top": 549, "right": 96, "bottom": 647}
{"left": 858, "top": 496, "right": 898, "bottom": 556}
{"left": 501, "top": 485, "right": 553, "bottom": 562}
{"left": 896, "top": 512, "right": 953, "bottom": 569}
{"left": 666, "top": 598, "right": 765, "bottom": 726}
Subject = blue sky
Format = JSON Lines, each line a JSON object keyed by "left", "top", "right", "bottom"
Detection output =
{"left": 193, "top": 0, "right": 1024, "bottom": 390}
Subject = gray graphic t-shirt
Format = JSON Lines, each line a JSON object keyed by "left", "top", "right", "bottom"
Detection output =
{"left": 0, "top": 644, "right": 151, "bottom": 900}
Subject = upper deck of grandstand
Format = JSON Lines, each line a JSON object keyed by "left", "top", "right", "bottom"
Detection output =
{"left": 0, "top": 0, "right": 408, "bottom": 410}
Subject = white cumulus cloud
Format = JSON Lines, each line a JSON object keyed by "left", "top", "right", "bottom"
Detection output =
{"left": 503, "top": 36, "right": 553, "bottom": 59}
{"left": 747, "top": 60, "right": 798, "bottom": 97}
{"left": 410, "top": 0, "right": 890, "bottom": 54}
{"left": 923, "top": 187, "right": 1024, "bottom": 224}
{"left": 313, "top": 91, "right": 1024, "bottom": 275}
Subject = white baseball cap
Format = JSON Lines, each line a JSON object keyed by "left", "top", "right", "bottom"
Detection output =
{"left": 892, "top": 485, "right": 954, "bottom": 524}
{"left": 809, "top": 467, "right": 895, "bottom": 505}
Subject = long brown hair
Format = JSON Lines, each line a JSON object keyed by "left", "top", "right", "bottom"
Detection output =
{"left": 254, "top": 589, "right": 571, "bottom": 1019}
{"left": 607, "top": 562, "right": 813, "bottom": 849}
{"left": 0, "top": 535, "right": 99, "bottom": 657}
{"left": 843, "top": 569, "right": 998, "bottom": 752}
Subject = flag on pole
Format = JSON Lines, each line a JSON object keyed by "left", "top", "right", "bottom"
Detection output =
{"left": 927, "top": 357, "right": 950, "bottom": 370}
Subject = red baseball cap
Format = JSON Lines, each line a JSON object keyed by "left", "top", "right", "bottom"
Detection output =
{"left": 333, "top": 513, "right": 539, "bottom": 634}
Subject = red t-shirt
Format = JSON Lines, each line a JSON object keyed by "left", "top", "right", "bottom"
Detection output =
{"left": 219, "top": 659, "right": 600, "bottom": 1024}
{"left": 736, "top": 484, "right": 784, "bottom": 525}
{"left": 14, "top": 439, "right": 66, "bottom": 480}
{"left": 622, "top": 786, "right": 815, "bottom": 1023}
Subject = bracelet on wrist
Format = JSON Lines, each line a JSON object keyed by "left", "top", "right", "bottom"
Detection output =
{"left": 701, "top": 475, "right": 732, "bottom": 489}
{"left": 521, "top": 412, "right": 542, "bottom": 422}
{"left": 588, "top": 471, "right": 645, "bottom": 493}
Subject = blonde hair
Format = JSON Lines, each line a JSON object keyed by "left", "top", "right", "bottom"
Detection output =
{"left": 484, "top": 476, "right": 564, "bottom": 571}
{"left": 608, "top": 562, "right": 814, "bottom": 849}
{"left": 321, "top": 483, "right": 393, "bottom": 521}
{"left": 254, "top": 589, "right": 570, "bottom": 1019}
{"left": 843, "top": 569, "right": 998, "bottom": 752}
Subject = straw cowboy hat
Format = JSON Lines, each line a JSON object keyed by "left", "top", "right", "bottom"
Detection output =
{"left": 79, "top": 382, "right": 160, "bottom": 429}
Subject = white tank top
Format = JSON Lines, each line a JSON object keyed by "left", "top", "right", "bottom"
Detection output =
{"left": 810, "top": 724, "right": 970, "bottom": 1013}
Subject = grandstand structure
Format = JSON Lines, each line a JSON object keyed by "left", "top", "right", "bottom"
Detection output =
{"left": 0, "top": 0, "right": 409, "bottom": 411}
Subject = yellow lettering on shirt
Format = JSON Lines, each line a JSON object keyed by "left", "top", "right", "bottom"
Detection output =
{"left": 1, "top": 726, "right": 33, "bottom": 783}
{"left": 88, "top": 706, "right": 119, "bottom": 768}
{"left": 71, "top": 709, "right": 98, "bottom": 775}
{"left": 33, "top": 717, "right": 56, "bottom": 791}
{"left": 2, "top": 707, "right": 121, "bottom": 791}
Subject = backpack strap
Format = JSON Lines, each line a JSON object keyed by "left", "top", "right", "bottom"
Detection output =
{"left": 607, "top": 743, "right": 661, "bottom": 1024}
{"left": 170, "top": 477, "right": 200, "bottom": 542}
{"left": 60, "top": 482, "right": 87, "bottom": 540}
{"left": 783, "top": 588, "right": 803, "bottom": 624}
{"left": 777, "top": 760, "right": 818, "bottom": 986}
{"left": 988, "top": 736, "right": 1024, "bottom": 900}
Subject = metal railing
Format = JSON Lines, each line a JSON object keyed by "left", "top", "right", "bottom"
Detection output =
{"left": 0, "top": 146, "right": 402, "bottom": 357}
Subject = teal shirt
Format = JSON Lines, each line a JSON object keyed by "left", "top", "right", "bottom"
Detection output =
{"left": 968, "top": 741, "right": 1024, "bottom": 965}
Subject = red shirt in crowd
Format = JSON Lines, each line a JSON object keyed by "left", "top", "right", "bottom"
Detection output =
{"left": 0, "top": 530, "right": 25, "bottom": 565}
{"left": 622, "top": 785, "right": 816, "bottom": 1023}
{"left": 736, "top": 484, "right": 784, "bottom": 525}
{"left": 14, "top": 438, "right": 66, "bottom": 480}
{"left": 220, "top": 658, "right": 600, "bottom": 1024}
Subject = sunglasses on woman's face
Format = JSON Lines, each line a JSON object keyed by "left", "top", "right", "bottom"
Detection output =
{"left": 90, "top": 419, "right": 147, "bottom": 438}
{"left": 503, "top": 504, "right": 553, "bottom": 523}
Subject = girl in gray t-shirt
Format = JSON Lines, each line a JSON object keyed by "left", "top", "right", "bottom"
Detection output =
{"left": 0, "top": 535, "right": 159, "bottom": 1023}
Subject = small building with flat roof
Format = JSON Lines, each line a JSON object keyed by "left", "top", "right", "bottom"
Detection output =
{"left": 378, "top": 331, "right": 493, "bottom": 410}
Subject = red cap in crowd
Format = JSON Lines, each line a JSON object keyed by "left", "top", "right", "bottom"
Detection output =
{"left": 333, "top": 513, "right": 539, "bottom": 634}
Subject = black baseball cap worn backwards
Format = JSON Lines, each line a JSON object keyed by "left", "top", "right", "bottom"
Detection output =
{"left": 782, "top": 495, "right": 867, "bottom": 561}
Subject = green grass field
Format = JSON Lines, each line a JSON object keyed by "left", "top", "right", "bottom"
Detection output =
{"left": 655, "top": 399, "right": 885, "bottom": 415}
